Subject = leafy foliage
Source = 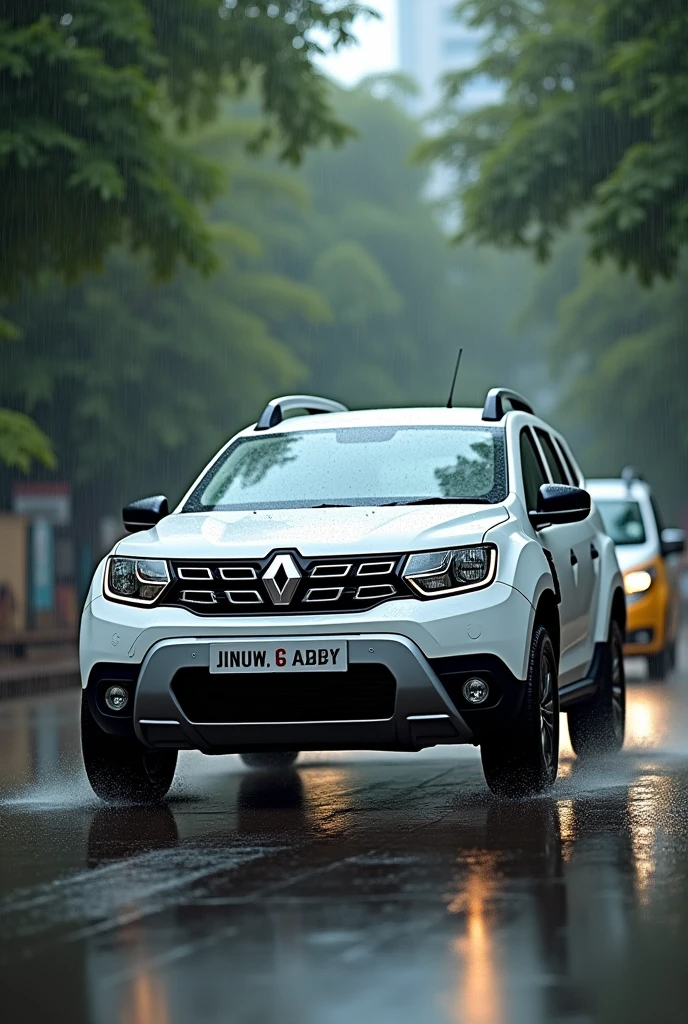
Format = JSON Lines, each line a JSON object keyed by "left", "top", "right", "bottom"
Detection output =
{"left": 0, "top": 0, "right": 372, "bottom": 470}
{"left": 423, "top": 0, "right": 688, "bottom": 283}
{"left": 1, "top": 86, "right": 543, "bottom": 523}
{"left": 289, "top": 84, "right": 547, "bottom": 411}
{"left": 0, "top": 0, "right": 373, "bottom": 296}
{"left": 524, "top": 234, "right": 688, "bottom": 516}
{"left": 0, "top": 410, "right": 55, "bottom": 472}
{"left": 0, "top": 119, "right": 322, "bottom": 511}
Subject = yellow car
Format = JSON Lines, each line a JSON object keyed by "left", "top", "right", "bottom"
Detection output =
{"left": 587, "top": 472, "right": 684, "bottom": 680}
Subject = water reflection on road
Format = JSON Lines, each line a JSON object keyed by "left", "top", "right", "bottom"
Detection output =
{"left": 2, "top": 662, "right": 688, "bottom": 1024}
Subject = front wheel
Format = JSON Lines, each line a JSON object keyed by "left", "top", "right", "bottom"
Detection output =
{"left": 240, "top": 752, "right": 300, "bottom": 771}
{"left": 81, "top": 693, "right": 177, "bottom": 804}
{"left": 568, "top": 619, "right": 625, "bottom": 757}
{"left": 481, "top": 625, "right": 559, "bottom": 798}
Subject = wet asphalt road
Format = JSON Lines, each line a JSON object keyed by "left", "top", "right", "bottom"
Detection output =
{"left": 3, "top": 654, "right": 688, "bottom": 1024}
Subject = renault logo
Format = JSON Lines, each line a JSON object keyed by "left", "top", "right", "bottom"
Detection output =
{"left": 263, "top": 553, "right": 301, "bottom": 606}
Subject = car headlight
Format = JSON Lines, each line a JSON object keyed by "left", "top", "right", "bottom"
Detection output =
{"left": 105, "top": 557, "right": 170, "bottom": 605}
{"left": 403, "top": 545, "right": 496, "bottom": 597}
{"left": 624, "top": 568, "right": 654, "bottom": 596}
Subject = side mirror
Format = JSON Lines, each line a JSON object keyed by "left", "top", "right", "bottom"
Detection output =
{"left": 529, "top": 484, "right": 591, "bottom": 529}
{"left": 122, "top": 495, "right": 169, "bottom": 534}
{"left": 661, "top": 527, "right": 685, "bottom": 557}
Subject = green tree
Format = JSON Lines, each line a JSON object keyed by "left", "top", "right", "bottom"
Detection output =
{"left": 271, "top": 82, "right": 547, "bottom": 409}
{"left": 423, "top": 0, "right": 688, "bottom": 284}
{"left": 523, "top": 235, "right": 688, "bottom": 516}
{"left": 0, "top": 410, "right": 55, "bottom": 472}
{"left": 1, "top": 118, "right": 331, "bottom": 518}
{"left": 1, "top": 0, "right": 373, "bottom": 294}
{"left": 1, "top": 84, "right": 545, "bottom": 525}
{"left": 0, "top": 317, "right": 56, "bottom": 470}
{"left": 0, "top": 0, "right": 373, "bottom": 469}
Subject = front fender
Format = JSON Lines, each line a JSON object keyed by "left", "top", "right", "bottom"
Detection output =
{"left": 592, "top": 531, "right": 625, "bottom": 643}
{"left": 485, "top": 513, "right": 555, "bottom": 612}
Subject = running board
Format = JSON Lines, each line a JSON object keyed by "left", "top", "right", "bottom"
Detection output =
{"left": 558, "top": 643, "right": 605, "bottom": 710}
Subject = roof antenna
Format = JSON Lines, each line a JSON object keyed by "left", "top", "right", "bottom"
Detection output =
{"left": 446, "top": 347, "right": 463, "bottom": 409}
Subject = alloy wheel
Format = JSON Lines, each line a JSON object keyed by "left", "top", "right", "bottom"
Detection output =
{"left": 540, "top": 654, "right": 556, "bottom": 769}
{"left": 611, "top": 636, "right": 625, "bottom": 741}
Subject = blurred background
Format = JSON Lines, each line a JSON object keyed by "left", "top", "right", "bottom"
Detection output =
{"left": 0, "top": 0, "right": 686, "bottom": 643}
{"left": 3, "top": 8, "right": 688, "bottom": 1021}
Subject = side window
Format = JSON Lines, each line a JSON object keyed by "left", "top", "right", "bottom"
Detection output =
{"left": 535, "top": 429, "right": 568, "bottom": 485}
{"left": 520, "top": 429, "right": 549, "bottom": 511}
{"left": 555, "top": 437, "right": 582, "bottom": 487}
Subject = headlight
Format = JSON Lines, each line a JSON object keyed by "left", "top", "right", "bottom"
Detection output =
{"left": 624, "top": 568, "right": 654, "bottom": 596}
{"left": 403, "top": 545, "right": 496, "bottom": 597}
{"left": 105, "top": 557, "right": 170, "bottom": 605}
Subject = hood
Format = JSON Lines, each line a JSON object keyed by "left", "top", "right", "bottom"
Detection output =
{"left": 115, "top": 504, "right": 509, "bottom": 559}
{"left": 613, "top": 540, "right": 659, "bottom": 573}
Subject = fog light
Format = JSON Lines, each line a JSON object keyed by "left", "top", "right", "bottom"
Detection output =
{"left": 463, "top": 677, "right": 489, "bottom": 705}
{"left": 104, "top": 685, "right": 129, "bottom": 712}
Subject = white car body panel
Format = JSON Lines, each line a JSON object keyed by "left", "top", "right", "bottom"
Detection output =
{"left": 114, "top": 504, "right": 509, "bottom": 560}
{"left": 80, "top": 578, "right": 535, "bottom": 686}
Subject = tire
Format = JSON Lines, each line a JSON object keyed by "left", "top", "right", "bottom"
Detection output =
{"left": 568, "top": 619, "right": 625, "bottom": 757}
{"left": 81, "top": 692, "right": 177, "bottom": 804}
{"left": 648, "top": 646, "right": 669, "bottom": 681}
{"left": 481, "top": 625, "right": 559, "bottom": 798}
{"left": 240, "top": 751, "right": 299, "bottom": 771}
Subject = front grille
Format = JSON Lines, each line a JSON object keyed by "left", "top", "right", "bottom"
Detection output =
{"left": 171, "top": 664, "right": 396, "bottom": 722}
{"left": 161, "top": 552, "right": 412, "bottom": 615}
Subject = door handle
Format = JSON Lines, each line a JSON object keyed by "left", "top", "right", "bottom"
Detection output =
{"left": 590, "top": 544, "right": 599, "bottom": 560}
{"left": 570, "top": 549, "right": 578, "bottom": 566}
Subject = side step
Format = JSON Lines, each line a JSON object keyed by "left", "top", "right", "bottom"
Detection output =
{"left": 558, "top": 643, "right": 605, "bottom": 710}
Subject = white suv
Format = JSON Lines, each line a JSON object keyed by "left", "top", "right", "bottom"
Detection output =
{"left": 80, "top": 390, "right": 626, "bottom": 801}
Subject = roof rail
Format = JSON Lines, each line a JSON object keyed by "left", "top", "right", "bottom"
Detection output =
{"left": 621, "top": 465, "right": 644, "bottom": 490}
{"left": 482, "top": 387, "right": 534, "bottom": 421}
{"left": 255, "top": 394, "right": 349, "bottom": 432}
{"left": 621, "top": 465, "right": 644, "bottom": 483}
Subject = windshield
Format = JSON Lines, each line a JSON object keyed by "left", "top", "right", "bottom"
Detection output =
{"left": 596, "top": 499, "right": 647, "bottom": 545}
{"left": 183, "top": 426, "right": 507, "bottom": 511}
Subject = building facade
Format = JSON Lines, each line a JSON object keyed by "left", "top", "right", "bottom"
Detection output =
{"left": 397, "top": 0, "right": 499, "bottom": 111}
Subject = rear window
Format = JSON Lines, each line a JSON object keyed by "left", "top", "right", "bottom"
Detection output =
{"left": 596, "top": 500, "right": 646, "bottom": 545}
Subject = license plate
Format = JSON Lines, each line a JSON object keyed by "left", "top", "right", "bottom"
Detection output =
{"left": 209, "top": 640, "right": 348, "bottom": 674}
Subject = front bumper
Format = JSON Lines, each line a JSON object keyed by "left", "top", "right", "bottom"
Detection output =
{"left": 624, "top": 585, "right": 667, "bottom": 655}
{"left": 81, "top": 581, "right": 534, "bottom": 681}
{"left": 85, "top": 633, "right": 528, "bottom": 753}
{"left": 135, "top": 634, "right": 475, "bottom": 752}
{"left": 81, "top": 581, "right": 534, "bottom": 753}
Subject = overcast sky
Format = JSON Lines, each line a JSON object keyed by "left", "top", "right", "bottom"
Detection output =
{"left": 317, "top": 0, "right": 397, "bottom": 85}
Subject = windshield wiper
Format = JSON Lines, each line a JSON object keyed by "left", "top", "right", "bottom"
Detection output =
{"left": 380, "top": 497, "right": 478, "bottom": 507}
{"left": 308, "top": 499, "right": 481, "bottom": 508}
